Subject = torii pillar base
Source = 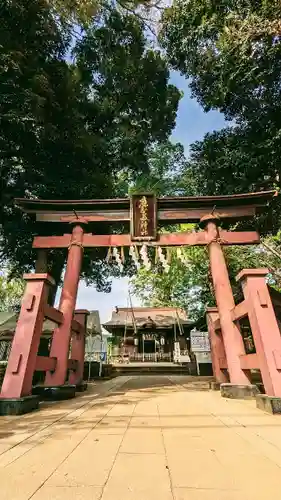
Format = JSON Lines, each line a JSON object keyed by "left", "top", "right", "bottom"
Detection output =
{"left": 0, "top": 395, "right": 40, "bottom": 416}
{"left": 76, "top": 382, "right": 88, "bottom": 392}
{"left": 221, "top": 383, "right": 259, "bottom": 400}
{"left": 256, "top": 394, "right": 281, "bottom": 414}
{"left": 32, "top": 385, "right": 76, "bottom": 401}
{"left": 209, "top": 382, "right": 221, "bottom": 391}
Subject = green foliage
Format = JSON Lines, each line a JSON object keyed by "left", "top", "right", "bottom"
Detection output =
{"left": 75, "top": 10, "right": 180, "bottom": 177}
{"left": 160, "top": 0, "right": 281, "bottom": 235}
{"left": 131, "top": 245, "right": 212, "bottom": 319}
{"left": 49, "top": 0, "right": 100, "bottom": 24}
{"left": 185, "top": 127, "right": 278, "bottom": 196}
{"left": 129, "top": 139, "right": 281, "bottom": 319}
{"left": 50, "top": 0, "right": 162, "bottom": 25}
{"left": 116, "top": 141, "right": 196, "bottom": 197}
{"left": 0, "top": 272, "right": 25, "bottom": 312}
{"left": 160, "top": 0, "right": 281, "bottom": 122}
{"left": 131, "top": 237, "right": 281, "bottom": 321}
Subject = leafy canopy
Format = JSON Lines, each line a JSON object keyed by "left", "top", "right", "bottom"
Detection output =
{"left": 160, "top": 1, "right": 281, "bottom": 122}
{"left": 0, "top": 2, "right": 180, "bottom": 292}
{"left": 160, "top": 0, "right": 281, "bottom": 235}
{"left": 131, "top": 234, "right": 281, "bottom": 321}
{"left": 0, "top": 271, "right": 25, "bottom": 313}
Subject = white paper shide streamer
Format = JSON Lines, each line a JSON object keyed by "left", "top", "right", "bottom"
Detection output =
{"left": 112, "top": 247, "right": 123, "bottom": 272}
{"left": 140, "top": 245, "right": 151, "bottom": 271}
{"left": 176, "top": 248, "right": 191, "bottom": 267}
{"left": 129, "top": 245, "right": 141, "bottom": 270}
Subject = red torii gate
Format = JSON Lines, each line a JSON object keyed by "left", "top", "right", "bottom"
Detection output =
{"left": 0, "top": 191, "right": 279, "bottom": 414}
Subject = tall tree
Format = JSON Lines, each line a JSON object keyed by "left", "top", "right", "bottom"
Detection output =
{"left": 0, "top": 2, "right": 180, "bottom": 293}
{"left": 160, "top": 1, "right": 281, "bottom": 123}
{"left": 128, "top": 136, "right": 281, "bottom": 319}
{"left": 160, "top": 0, "right": 281, "bottom": 233}
{"left": 116, "top": 141, "right": 196, "bottom": 197}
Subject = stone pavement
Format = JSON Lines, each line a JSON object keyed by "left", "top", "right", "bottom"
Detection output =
{"left": 1, "top": 376, "right": 281, "bottom": 499}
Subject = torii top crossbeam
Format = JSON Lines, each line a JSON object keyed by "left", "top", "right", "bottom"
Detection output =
{"left": 15, "top": 190, "right": 277, "bottom": 248}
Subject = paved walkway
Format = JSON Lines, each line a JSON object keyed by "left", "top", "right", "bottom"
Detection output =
{"left": 1, "top": 376, "right": 281, "bottom": 499}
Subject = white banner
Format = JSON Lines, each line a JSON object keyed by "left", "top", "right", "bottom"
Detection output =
{"left": 195, "top": 352, "right": 212, "bottom": 364}
{"left": 190, "top": 330, "right": 210, "bottom": 352}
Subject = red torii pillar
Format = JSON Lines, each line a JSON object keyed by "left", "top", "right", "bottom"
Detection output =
{"left": 45, "top": 222, "right": 85, "bottom": 387}
{"left": 206, "top": 307, "right": 228, "bottom": 385}
{"left": 202, "top": 215, "right": 257, "bottom": 397}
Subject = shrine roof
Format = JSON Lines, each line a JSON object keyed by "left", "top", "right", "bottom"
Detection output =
{"left": 103, "top": 306, "right": 194, "bottom": 333}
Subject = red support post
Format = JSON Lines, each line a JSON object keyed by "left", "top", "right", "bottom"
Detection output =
{"left": 0, "top": 274, "right": 55, "bottom": 399}
{"left": 206, "top": 308, "right": 228, "bottom": 384}
{"left": 45, "top": 224, "right": 85, "bottom": 386}
{"left": 68, "top": 310, "right": 89, "bottom": 386}
{"left": 204, "top": 218, "right": 250, "bottom": 386}
{"left": 237, "top": 269, "right": 281, "bottom": 397}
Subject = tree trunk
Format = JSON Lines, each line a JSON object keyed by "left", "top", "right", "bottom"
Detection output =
{"left": 35, "top": 250, "right": 66, "bottom": 306}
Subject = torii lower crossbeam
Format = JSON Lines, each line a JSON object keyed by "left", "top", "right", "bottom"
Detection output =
{"left": 33, "top": 230, "right": 260, "bottom": 249}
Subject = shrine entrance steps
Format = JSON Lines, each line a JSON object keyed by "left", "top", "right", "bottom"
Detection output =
{"left": 112, "top": 362, "right": 195, "bottom": 377}
{"left": 112, "top": 361, "right": 213, "bottom": 378}
{"left": 113, "top": 363, "right": 214, "bottom": 385}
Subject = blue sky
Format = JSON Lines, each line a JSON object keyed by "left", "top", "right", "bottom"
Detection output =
{"left": 57, "top": 71, "right": 226, "bottom": 325}
{"left": 169, "top": 72, "right": 226, "bottom": 152}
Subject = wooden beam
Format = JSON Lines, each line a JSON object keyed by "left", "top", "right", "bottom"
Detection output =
{"left": 33, "top": 234, "right": 71, "bottom": 248}
{"left": 35, "top": 206, "right": 257, "bottom": 224}
{"left": 158, "top": 206, "right": 256, "bottom": 222}
{"left": 232, "top": 300, "right": 248, "bottom": 321}
{"left": 213, "top": 318, "right": 221, "bottom": 331}
{"left": 44, "top": 305, "right": 64, "bottom": 324}
{"left": 239, "top": 353, "right": 259, "bottom": 370}
{"left": 16, "top": 190, "right": 277, "bottom": 218}
{"left": 83, "top": 234, "right": 132, "bottom": 247}
{"left": 71, "top": 319, "right": 85, "bottom": 335}
{"left": 68, "top": 359, "right": 78, "bottom": 370}
{"left": 219, "top": 231, "right": 260, "bottom": 245}
{"left": 35, "top": 356, "right": 57, "bottom": 372}
{"left": 35, "top": 250, "right": 48, "bottom": 273}
{"left": 37, "top": 210, "right": 130, "bottom": 223}
{"left": 219, "top": 357, "right": 227, "bottom": 369}
{"left": 33, "top": 230, "right": 260, "bottom": 249}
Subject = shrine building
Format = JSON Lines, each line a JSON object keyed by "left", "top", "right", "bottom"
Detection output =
{"left": 103, "top": 306, "right": 197, "bottom": 362}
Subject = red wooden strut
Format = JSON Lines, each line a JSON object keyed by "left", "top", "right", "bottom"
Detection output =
{"left": 0, "top": 274, "right": 54, "bottom": 398}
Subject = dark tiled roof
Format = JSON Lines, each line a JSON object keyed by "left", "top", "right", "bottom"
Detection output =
{"left": 103, "top": 307, "right": 194, "bottom": 332}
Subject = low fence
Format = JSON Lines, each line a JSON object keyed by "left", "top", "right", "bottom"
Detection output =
{"left": 128, "top": 353, "right": 172, "bottom": 363}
